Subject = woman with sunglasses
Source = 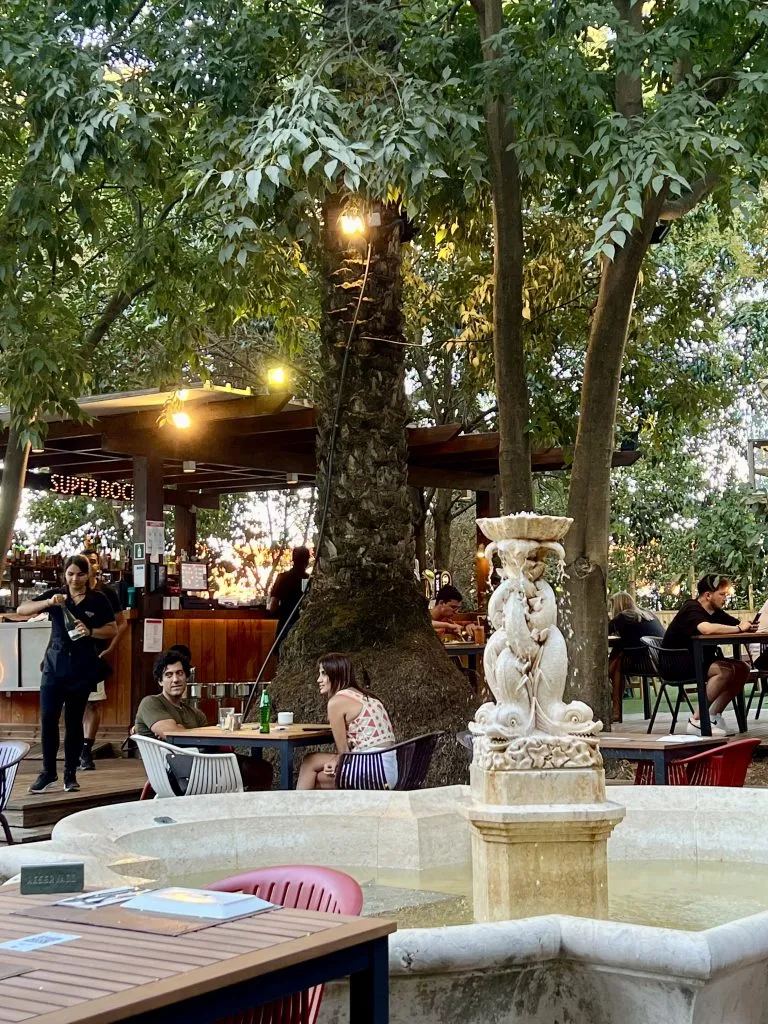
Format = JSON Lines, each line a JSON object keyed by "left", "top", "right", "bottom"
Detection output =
{"left": 18, "top": 555, "right": 117, "bottom": 794}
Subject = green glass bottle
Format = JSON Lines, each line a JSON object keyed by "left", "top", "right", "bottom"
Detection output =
{"left": 61, "top": 603, "right": 85, "bottom": 641}
{"left": 259, "top": 684, "right": 271, "bottom": 734}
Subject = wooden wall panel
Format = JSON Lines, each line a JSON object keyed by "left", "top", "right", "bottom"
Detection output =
{"left": 161, "top": 616, "right": 278, "bottom": 684}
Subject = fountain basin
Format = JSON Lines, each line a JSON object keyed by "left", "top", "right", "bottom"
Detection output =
{"left": 3, "top": 785, "right": 768, "bottom": 1022}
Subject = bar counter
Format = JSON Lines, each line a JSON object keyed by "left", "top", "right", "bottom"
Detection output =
{"left": 0, "top": 607, "right": 278, "bottom": 738}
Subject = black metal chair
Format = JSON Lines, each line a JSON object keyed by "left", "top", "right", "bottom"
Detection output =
{"left": 336, "top": 732, "right": 442, "bottom": 791}
{"left": 641, "top": 637, "right": 697, "bottom": 734}
{"left": 745, "top": 643, "right": 768, "bottom": 719}
{"left": 0, "top": 741, "right": 29, "bottom": 845}
{"left": 620, "top": 645, "right": 659, "bottom": 720}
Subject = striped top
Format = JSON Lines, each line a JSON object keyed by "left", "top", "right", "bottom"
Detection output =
{"left": 338, "top": 689, "right": 395, "bottom": 750}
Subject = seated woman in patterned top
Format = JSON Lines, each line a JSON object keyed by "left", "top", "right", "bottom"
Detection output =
{"left": 296, "top": 653, "right": 395, "bottom": 791}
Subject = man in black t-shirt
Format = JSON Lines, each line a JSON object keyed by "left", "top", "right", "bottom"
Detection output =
{"left": 663, "top": 574, "right": 754, "bottom": 736}
{"left": 80, "top": 550, "right": 128, "bottom": 770}
{"left": 268, "top": 546, "right": 311, "bottom": 657}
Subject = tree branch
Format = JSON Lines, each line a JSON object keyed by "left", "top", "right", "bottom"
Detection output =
{"left": 702, "top": 28, "right": 766, "bottom": 103}
{"left": 659, "top": 169, "right": 721, "bottom": 221}
{"left": 613, "top": 0, "right": 644, "bottom": 119}
{"left": 84, "top": 280, "right": 155, "bottom": 352}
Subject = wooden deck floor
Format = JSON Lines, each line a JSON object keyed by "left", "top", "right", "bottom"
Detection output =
{"left": 3, "top": 752, "right": 147, "bottom": 844}
{"left": 615, "top": 706, "right": 768, "bottom": 750}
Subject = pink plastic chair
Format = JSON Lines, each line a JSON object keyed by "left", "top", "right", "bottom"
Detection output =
{"left": 634, "top": 738, "right": 760, "bottom": 785}
{"left": 207, "top": 865, "right": 364, "bottom": 1024}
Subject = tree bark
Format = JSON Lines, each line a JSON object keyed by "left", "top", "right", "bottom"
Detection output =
{"left": 472, "top": 0, "right": 533, "bottom": 513}
{"left": 432, "top": 489, "right": 454, "bottom": 571}
{"left": 272, "top": 199, "right": 474, "bottom": 785}
{"left": 0, "top": 425, "right": 31, "bottom": 576}
{"left": 564, "top": 227, "right": 657, "bottom": 725}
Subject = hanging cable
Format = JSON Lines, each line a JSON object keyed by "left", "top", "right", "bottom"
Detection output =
{"left": 243, "top": 240, "right": 374, "bottom": 719}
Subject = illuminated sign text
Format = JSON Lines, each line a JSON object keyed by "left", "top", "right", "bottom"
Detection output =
{"left": 50, "top": 474, "right": 134, "bottom": 502}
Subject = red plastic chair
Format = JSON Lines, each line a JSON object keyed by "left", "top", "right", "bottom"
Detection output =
{"left": 634, "top": 738, "right": 760, "bottom": 785}
{"left": 206, "top": 865, "right": 364, "bottom": 1024}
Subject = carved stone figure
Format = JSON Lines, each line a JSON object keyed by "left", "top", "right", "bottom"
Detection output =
{"left": 470, "top": 514, "right": 601, "bottom": 770}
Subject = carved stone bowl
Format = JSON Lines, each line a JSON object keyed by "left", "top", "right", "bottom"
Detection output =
{"left": 477, "top": 513, "right": 573, "bottom": 543}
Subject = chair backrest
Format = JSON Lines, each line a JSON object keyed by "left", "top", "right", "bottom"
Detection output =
{"left": 207, "top": 866, "right": 363, "bottom": 1024}
{"left": 394, "top": 732, "right": 441, "bottom": 789}
{"left": 677, "top": 738, "right": 761, "bottom": 787}
{"left": 131, "top": 735, "right": 180, "bottom": 798}
{"left": 0, "top": 741, "right": 29, "bottom": 813}
{"left": 621, "top": 645, "right": 658, "bottom": 678}
{"left": 634, "top": 739, "right": 760, "bottom": 786}
{"left": 185, "top": 751, "right": 243, "bottom": 796}
{"left": 336, "top": 732, "right": 442, "bottom": 791}
{"left": 641, "top": 636, "right": 694, "bottom": 682}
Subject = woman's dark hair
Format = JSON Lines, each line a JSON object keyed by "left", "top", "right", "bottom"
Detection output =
{"left": 63, "top": 555, "right": 91, "bottom": 590}
{"left": 153, "top": 649, "right": 192, "bottom": 683}
{"left": 317, "top": 653, "right": 369, "bottom": 698}
{"left": 168, "top": 643, "right": 192, "bottom": 662}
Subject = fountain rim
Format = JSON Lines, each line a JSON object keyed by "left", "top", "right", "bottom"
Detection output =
{"left": 476, "top": 513, "right": 573, "bottom": 543}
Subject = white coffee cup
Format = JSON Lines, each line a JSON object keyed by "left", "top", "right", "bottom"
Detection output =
{"left": 277, "top": 711, "right": 294, "bottom": 726}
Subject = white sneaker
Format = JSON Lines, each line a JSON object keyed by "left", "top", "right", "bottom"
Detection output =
{"left": 686, "top": 717, "right": 726, "bottom": 738}
{"left": 711, "top": 714, "right": 736, "bottom": 736}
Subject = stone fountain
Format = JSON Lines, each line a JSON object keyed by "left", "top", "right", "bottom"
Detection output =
{"left": 468, "top": 512, "right": 624, "bottom": 921}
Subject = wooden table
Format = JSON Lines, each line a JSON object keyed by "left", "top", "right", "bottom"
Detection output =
{"left": 599, "top": 734, "right": 725, "bottom": 784}
{"left": 690, "top": 631, "right": 766, "bottom": 735}
{"left": 0, "top": 887, "right": 394, "bottom": 1023}
{"left": 443, "top": 642, "right": 485, "bottom": 685}
{"left": 164, "top": 723, "right": 334, "bottom": 790}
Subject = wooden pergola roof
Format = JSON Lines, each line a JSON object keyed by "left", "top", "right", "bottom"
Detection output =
{"left": 0, "top": 387, "right": 641, "bottom": 506}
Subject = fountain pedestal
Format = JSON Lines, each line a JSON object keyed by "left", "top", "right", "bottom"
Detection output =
{"left": 468, "top": 762, "right": 624, "bottom": 921}
{"left": 468, "top": 513, "right": 624, "bottom": 923}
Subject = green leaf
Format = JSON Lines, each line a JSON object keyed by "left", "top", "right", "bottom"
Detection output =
{"left": 245, "top": 168, "right": 262, "bottom": 200}
{"left": 303, "top": 150, "right": 322, "bottom": 174}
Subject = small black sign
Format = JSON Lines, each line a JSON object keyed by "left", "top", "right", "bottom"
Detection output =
{"left": 20, "top": 863, "right": 85, "bottom": 895}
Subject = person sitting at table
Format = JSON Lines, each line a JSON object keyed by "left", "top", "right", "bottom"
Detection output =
{"left": 663, "top": 574, "right": 754, "bottom": 737}
{"left": 297, "top": 653, "right": 396, "bottom": 791}
{"left": 608, "top": 592, "right": 665, "bottom": 718}
{"left": 430, "top": 585, "right": 464, "bottom": 636}
{"left": 134, "top": 650, "right": 272, "bottom": 790}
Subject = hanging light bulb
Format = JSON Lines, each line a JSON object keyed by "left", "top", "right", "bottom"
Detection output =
{"left": 338, "top": 214, "right": 366, "bottom": 237}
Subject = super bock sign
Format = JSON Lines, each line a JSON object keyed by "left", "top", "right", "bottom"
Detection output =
{"left": 50, "top": 473, "right": 134, "bottom": 502}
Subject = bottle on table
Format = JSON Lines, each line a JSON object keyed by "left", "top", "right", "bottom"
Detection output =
{"left": 259, "top": 683, "right": 271, "bottom": 734}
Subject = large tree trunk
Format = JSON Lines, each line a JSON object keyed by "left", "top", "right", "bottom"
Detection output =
{"left": 432, "top": 489, "right": 453, "bottom": 570}
{"left": 472, "top": 0, "right": 533, "bottom": 514}
{"left": 0, "top": 425, "right": 31, "bottom": 576}
{"left": 273, "top": 200, "right": 474, "bottom": 785}
{"left": 564, "top": 231, "right": 654, "bottom": 725}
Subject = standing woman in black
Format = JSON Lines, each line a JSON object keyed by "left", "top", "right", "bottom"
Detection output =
{"left": 18, "top": 555, "right": 116, "bottom": 793}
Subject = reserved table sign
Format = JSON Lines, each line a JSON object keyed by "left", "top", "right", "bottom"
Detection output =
{"left": 20, "top": 863, "right": 85, "bottom": 895}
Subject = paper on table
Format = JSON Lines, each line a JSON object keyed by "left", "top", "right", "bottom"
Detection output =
{"left": 0, "top": 932, "right": 79, "bottom": 951}
{"left": 657, "top": 734, "right": 706, "bottom": 743}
